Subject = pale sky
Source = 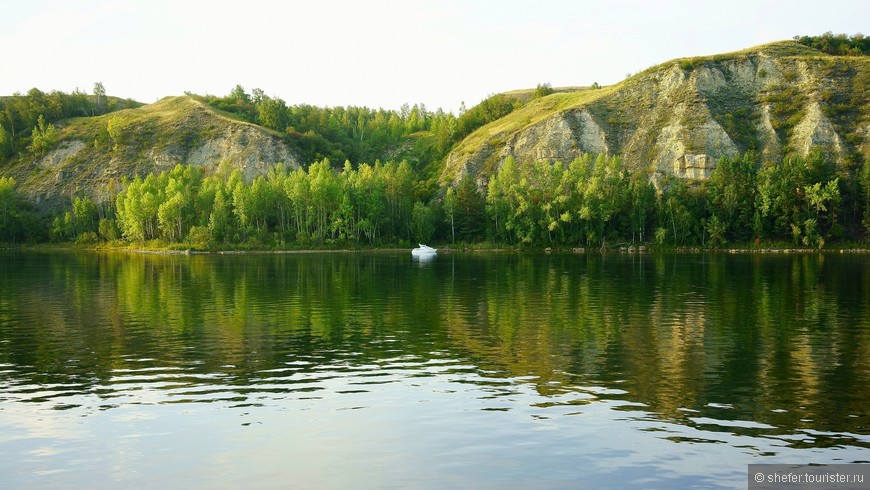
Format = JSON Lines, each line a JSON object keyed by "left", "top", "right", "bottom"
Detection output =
{"left": 2, "top": 0, "right": 868, "bottom": 113}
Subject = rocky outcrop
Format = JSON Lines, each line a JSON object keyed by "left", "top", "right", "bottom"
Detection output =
{"left": 673, "top": 154, "right": 717, "bottom": 179}
{"left": 791, "top": 101, "right": 843, "bottom": 156}
{"left": 444, "top": 41, "right": 870, "bottom": 186}
{"left": 508, "top": 109, "right": 609, "bottom": 164}
{"left": 10, "top": 96, "right": 300, "bottom": 206}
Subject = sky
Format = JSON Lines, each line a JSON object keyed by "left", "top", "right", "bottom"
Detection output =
{"left": 2, "top": 0, "right": 868, "bottom": 113}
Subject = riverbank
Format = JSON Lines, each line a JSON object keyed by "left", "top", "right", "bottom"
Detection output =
{"left": 3, "top": 242, "right": 870, "bottom": 255}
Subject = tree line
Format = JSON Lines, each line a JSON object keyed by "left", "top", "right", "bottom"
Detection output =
{"left": 0, "top": 83, "right": 138, "bottom": 162}
{"left": 485, "top": 151, "right": 866, "bottom": 249}
{"left": 4, "top": 149, "right": 868, "bottom": 249}
{"left": 794, "top": 32, "right": 869, "bottom": 56}
{"left": 200, "top": 86, "right": 524, "bottom": 169}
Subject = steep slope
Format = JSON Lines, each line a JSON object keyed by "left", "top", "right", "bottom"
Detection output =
{"left": 6, "top": 95, "right": 299, "bottom": 207}
{"left": 443, "top": 41, "right": 870, "bottom": 185}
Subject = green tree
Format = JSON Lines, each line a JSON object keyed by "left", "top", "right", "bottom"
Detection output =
{"left": 208, "top": 186, "right": 235, "bottom": 243}
{"left": 532, "top": 83, "right": 554, "bottom": 99}
{"left": 455, "top": 174, "right": 484, "bottom": 242}
{"left": 28, "top": 115, "right": 59, "bottom": 155}
{"left": 704, "top": 215, "right": 727, "bottom": 247}
{"left": 708, "top": 153, "right": 757, "bottom": 241}
{"left": 485, "top": 158, "right": 513, "bottom": 243}
{"left": 580, "top": 155, "right": 628, "bottom": 247}
{"left": 71, "top": 196, "right": 98, "bottom": 238}
{"left": 862, "top": 159, "right": 870, "bottom": 236}
{"left": 0, "top": 177, "right": 17, "bottom": 241}
{"left": 98, "top": 218, "right": 120, "bottom": 241}
{"left": 107, "top": 115, "right": 126, "bottom": 150}
{"left": 628, "top": 173, "right": 655, "bottom": 243}
{"left": 0, "top": 125, "right": 12, "bottom": 158}
{"left": 411, "top": 201, "right": 434, "bottom": 243}
{"left": 257, "top": 95, "right": 289, "bottom": 132}
{"left": 443, "top": 187, "right": 457, "bottom": 244}
{"left": 158, "top": 191, "right": 186, "bottom": 241}
{"left": 308, "top": 159, "right": 340, "bottom": 243}
{"left": 657, "top": 176, "right": 697, "bottom": 245}
{"left": 93, "top": 82, "right": 106, "bottom": 116}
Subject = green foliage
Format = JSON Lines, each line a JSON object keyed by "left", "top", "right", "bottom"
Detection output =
{"left": 109, "top": 157, "right": 428, "bottom": 247}
{"left": 4, "top": 142, "right": 865, "bottom": 249}
{"left": 93, "top": 82, "right": 107, "bottom": 116}
{"left": 762, "top": 83, "right": 807, "bottom": 145}
{"left": 654, "top": 227, "right": 667, "bottom": 245}
{"left": 658, "top": 176, "right": 705, "bottom": 246}
{"left": 717, "top": 107, "right": 759, "bottom": 152}
{"left": 411, "top": 201, "right": 435, "bottom": 243}
{"left": 454, "top": 94, "right": 519, "bottom": 143}
{"left": 455, "top": 174, "right": 485, "bottom": 242}
{"left": 443, "top": 186, "right": 457, "bottom": 243}
{"left": 708, "top": 153, "right": 758, "bottom": 241}
{"left": 755, "top": 151, "right": 842, "bottom": 246}
{"left": 49, "top": 195, "right": 99, "bottom": 242}
{"left": 0, "top": 176, "right": 18, "bottom": 241}
{"left": 704, "top": 215, "right": 727, "bottom": 247}
{"left": 862, "top": 159, "right": 870, "bottom": 236}
{"left": 106, "top": 115, "right": 126, "bottom": 150}
{"left": 485, "top": 154, "right": 647, "bottom": 246}
{"left": 203, "top": 86, "right": 460, "bottom": 166}
{"left": 532, "top": 83, "right": 554, "bottom": 99}
{"left": 0, "top": 84, "right": 138, "bottom": 163}
{"left": 72, "top": 196, "right": 98, "bottom": 237}
{"left": 98, "top": 218, "right": 120, "bottom": 241}
{"left": 75, "top": 231, "right": 99, "bottom": 245}
{"left": 679, "top": 59, "right": 695, "bottom": 71}
{"left": 187, "top": 225, "right": 210, "bottom": 248}
{"left": 794, "top": 32, "right": 870, "bottom": 56}
{"left": 0, "top": 125, "right": 12, "bottom": 157}
{"left": 28, "top": 115, "right": 60, "bottom": 155}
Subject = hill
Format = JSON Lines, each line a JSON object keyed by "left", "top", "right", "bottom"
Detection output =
{"left": 442, "top": 40, "right": 870, "bottom": 185}
{"left": 3, "top": 95, "right": 299, "bottom": 208}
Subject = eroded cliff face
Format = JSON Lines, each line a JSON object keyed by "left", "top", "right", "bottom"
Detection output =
{"left": 15, "top": 96, "right": 299, "bottom": 207}
{"left": 444, "top": 42, "right": 870, "bottom": 186}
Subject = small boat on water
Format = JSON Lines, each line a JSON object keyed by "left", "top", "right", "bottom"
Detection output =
{"left": 411, "top": 244, "right": 437, "bottom": 256}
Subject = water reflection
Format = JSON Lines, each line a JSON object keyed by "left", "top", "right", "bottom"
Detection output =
{"left": 0, "top": 250, "right": 868, "bottom": 487}
{"left": 411, "top": 251, "right": 437, "bottom": 267}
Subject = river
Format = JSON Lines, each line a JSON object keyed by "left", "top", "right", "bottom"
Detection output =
{"left": 0, "top": 250, "right": 868, "bottom": 488}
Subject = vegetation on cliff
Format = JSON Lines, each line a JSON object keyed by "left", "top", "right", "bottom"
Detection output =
{"left": 1, "top": 35, "right": 870, "bottom": 249}
{"left": 198, "top": 85, "right": 540, "bottom": 174}
{"left": 0, "top": 84, "right": 139, "bottom": 162}
{"left": 794, "top": 32, "right": 870, "bottom": 56}
{"left": 442, "top": 38, "right": 870, "bottom": 187}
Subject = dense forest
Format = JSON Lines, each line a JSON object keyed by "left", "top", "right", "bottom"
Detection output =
{"left": 3, "top": 147, "right": 868, "bottom": 249}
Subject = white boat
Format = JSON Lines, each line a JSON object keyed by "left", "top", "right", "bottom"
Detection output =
{"left": 411, "top": 244, "right": 437, "bottom": 256}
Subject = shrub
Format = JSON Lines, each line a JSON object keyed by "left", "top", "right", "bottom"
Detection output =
{"left": 75, "top": 231, "right": 99, "bottom": 245}
{"left": 187, "top": 226, "right": 210, "bottom": 249}
{"left": 533, "top": 83, "right": 554, "bottom": 99}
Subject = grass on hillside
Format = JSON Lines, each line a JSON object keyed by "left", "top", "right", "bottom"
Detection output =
{"left": 445, "top": 39, "right": 862, "bottom": 181}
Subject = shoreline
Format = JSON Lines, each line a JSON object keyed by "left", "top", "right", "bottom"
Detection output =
{"left": 3, "top": 244, "right": 870, "bottom": 255}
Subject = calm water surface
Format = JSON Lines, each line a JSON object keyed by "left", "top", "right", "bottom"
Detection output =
{"left": 0, "top": 250, "right": 868, "bottom": 488}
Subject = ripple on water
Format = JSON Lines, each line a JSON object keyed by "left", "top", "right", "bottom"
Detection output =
{"left": 1, "top": 251, "right": 869, "bottom": 488}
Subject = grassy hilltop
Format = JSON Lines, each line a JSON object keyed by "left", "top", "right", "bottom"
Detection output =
{"left": 444, "top": 40, "right": 870, "bottom": 185}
